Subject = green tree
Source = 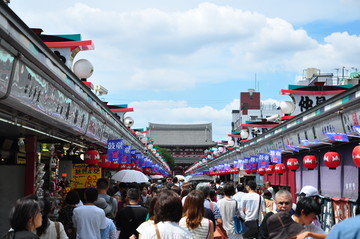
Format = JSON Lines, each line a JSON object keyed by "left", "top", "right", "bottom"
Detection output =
{"left": 158, "top": 147, "right": 176, "bottom": 170}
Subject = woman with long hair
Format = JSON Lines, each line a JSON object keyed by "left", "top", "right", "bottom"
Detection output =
{"left": 140, "top": 189, "right": 192, "bottom": 239}
{"left": 36, "top": 197, "right": 68, "bottom": 239}
{"left": 58, "top": 190, "right": 80, "bottom": 239}
{"left": 3, "top": 197, "right": 42, "bottom": 239}
{"left": 180, "top": 190, "right": 214, "bottom": 239}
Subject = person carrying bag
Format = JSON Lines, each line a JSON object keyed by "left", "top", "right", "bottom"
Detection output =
{"left": 240, "top": 181, "right": 266, "bottom": 239}
{"left": 233, "top": 201, "right": 246, "bottom": 234}
{"left": 243, "top": 194, "right": 261, "bottom": 238}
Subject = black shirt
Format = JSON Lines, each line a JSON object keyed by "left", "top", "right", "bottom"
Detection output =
{"left": 115, "top": 204, "right": 148, "bottom": 239}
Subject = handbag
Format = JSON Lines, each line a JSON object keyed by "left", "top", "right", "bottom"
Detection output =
{"left": 243, "top": 194, "right": 262, "bottom": 238}
{"left": 234, "top": 201, "right": 246, "bottom": 234}
{"left": 233, "top": 216, "right": 246, "bottom": 234}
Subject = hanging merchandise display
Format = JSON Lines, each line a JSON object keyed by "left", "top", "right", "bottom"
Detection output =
{"left": 303, "top": 155, "right": 318, "bottom": 170}
{"left": 274, "top": 163, "right": 286, "bottom": 175}
{"left": 287, "top": 158, "right": 300, "bottom": 171}
{"left": 84, "top": 149, "right": 100, "bottom": 165}
{"left": 323, "top": 151, "right": 341, "bottom": 170}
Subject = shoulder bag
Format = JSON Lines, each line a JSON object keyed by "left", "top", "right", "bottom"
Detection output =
{"left": 233, "top": 200, "right": 246, "bottom": 234}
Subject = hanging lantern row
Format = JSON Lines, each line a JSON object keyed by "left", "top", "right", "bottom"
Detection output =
{"left": 265, "top": 165, "right": 275, "bottom": 175}
{"left": 274, "top": 163, "right": 286, "bottom": 175}
{"left": 98, "top": 154, "right": 111, "bottom": 168}
{"left": 324, "top": 151, "right": 341, "bottom": 170}
{"left": 352, "top": 145, "right": 360, "bottom": 167}
{"left": 84, "top": 150, "right": 100, "bottom": 165}
{"left": 287, "top": 158, "right": 300, "bottom": 171}
{"left": 257, "top": 167, "right": 266, "bottom": 175}
{"left": 303, "top": 154, "right": 318, "bottom": 170}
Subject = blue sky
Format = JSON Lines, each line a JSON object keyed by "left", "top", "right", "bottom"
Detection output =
{"left": 8, "top": 1, "right": 360, "bottom": 142}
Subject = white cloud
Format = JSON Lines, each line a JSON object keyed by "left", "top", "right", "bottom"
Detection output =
{"left": 129, "top": 99, "right": 237, "bottom": 141}
{"left": 8, "top": 1, "right": 360, "bottom": 143}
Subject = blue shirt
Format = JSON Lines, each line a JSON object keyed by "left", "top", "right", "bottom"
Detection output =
{"left": 327, "top": 215, "right": 360, "bottom": 239}
{"left": 204, "top": 199, "right": 222, "bottom": 219}
{"left": 100, "top": 218, "right": 117, "bottom": 239}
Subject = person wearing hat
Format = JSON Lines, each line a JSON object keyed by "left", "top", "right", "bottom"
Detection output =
{"left": 267, "top": 211, "right": 304, "bottom": 239}
{"left": 297, "top": 185, "right": 323, "bottom": 231}
{"left": 292, "top": 197, "right": 326, "bottom": 239}
{"left": 94, "top": 198, "right": 117, "bottom": 239}
{"left": 298, "top": 185, "right": 319, "bottom": 198}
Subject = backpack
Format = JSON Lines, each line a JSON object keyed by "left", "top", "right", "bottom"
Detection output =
{"left": 105, "top": 196, "right": 116, "bottom": 219}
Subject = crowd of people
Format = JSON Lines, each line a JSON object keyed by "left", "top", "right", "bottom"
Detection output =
{"left": 2, "top": 176, "right": 359, "bottom": 239}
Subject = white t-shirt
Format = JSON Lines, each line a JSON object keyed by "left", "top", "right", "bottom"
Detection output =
{"left": 217, "top": 197, "right": 237, "bottom": 237}
{"left": 233, "top": 192, "right": 245, "bottom": 203}
{"left": 303, "top": 223, "right": 327, "bottom": 239}
{"left": 39, "top": 220, "right": 68, "bottom": 239}
{"left": 137, "top": 220, "right": 155, "bottom": 236}
{"left": 240, "top": 193, "right": 266, "bottom": 221}
{"left": 140, "top": 221, "right": 193, "bottom": 239}
{"left": 72, "top": 205, "right": 107, "bottom": 239}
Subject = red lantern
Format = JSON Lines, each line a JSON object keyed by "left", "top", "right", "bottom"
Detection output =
{"left": 245, "top": 169, "right": 253, "bottom": 174}
{"left": 287, "top": 158, "right": 300, "bottom": 171}
{"left": 352, "top": 145, "right": 360, "bottom": 167}
{"left": 303, "top": 155, "right": 318, "bottom": 170}
{"left": 108, "top": 160, "right": 120, "bottom": 169}
{"left": 323, "top": 151, "right": 341, "bottom": 169}
{"left": 84, "top": 150, "right": 100, "bottom": 165}
{"left": 257, "top": 168, "right": 266, "bottom": 175}
{"left": 265, "top": 165, "right": 275, "bottom": 175}
{"left": 98, "top": 154, "right": 111, "bottom": 168}
{"left": 275, "top": 163, "right": 286, "bottom": 175}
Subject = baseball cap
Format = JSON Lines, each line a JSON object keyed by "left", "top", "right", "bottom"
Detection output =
{"left": 267, "top": 212, "right": 304, "bottom": 239}
{"left": 299, "top": 185, "right": 319, "bottom": 197}
{"left": 94, "top": 198, "right": 112, "bottom": 215}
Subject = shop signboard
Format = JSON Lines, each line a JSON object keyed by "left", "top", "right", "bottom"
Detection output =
{"left": 71, "top": 163, "right": 102, "bottom": 189}
{"left": 0, "top": 45, "right": 14, "bottom": 98}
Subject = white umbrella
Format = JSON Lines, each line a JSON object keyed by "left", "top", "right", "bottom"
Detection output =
{"left": 111, "top": 170, "right": 149, "bottom": 183}
{"left": 188, "top": 174, "right": 213, "bottom": 182}
{"left": 150, "top": 175, "right": 164, "bottom": 179}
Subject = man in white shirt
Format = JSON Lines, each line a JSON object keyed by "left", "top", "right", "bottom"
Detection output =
{"left": 233, "top": 183, "right": 246, "bottom": 203}
{"left": 217, "top": 182, "right": 242, "bottom": 239}
{"left": 240, "top": 180, "right": 266, "bottom": 239}
{"left": 73, "top": 187, "right": 107, "bottom": 239}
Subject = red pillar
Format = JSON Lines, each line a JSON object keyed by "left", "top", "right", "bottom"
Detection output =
{"left": 24, "top": 136, "right": 37, "bottom": 196}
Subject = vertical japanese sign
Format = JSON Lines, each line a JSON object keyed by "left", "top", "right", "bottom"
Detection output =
{"left": 107, "top": 139, "right": 123, "bottom": 162}
{"left": 258, "top": 153, "right": 270, "bottom": 168}
{"left": 269, "top": 149, "right": 282, "bottom": 163}
{"left": 71, "top": 164, "right": 102, "bottom": 189}
{"left": 250, "top": 156, "right": 258, "bottom": 170}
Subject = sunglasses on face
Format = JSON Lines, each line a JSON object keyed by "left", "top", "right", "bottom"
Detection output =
{"left": 277, "top": 201, "right": 291, "bottom": 205}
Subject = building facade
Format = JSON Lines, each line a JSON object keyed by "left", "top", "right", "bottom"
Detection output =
{"left": 147, "top": 123, "right": 216, "bottom": 174}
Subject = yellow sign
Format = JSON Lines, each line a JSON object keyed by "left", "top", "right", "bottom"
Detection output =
{"left": 71, "top": 164, "right": 102, "bottom": 189}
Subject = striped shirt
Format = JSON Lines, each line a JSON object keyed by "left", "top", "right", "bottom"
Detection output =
{"left": 179, "top": 217, "right": 210, "bottom": 239}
